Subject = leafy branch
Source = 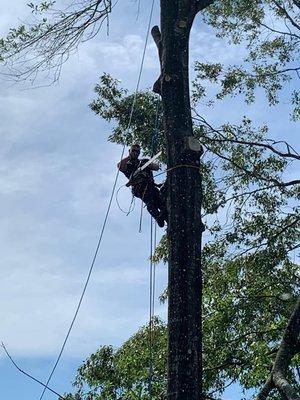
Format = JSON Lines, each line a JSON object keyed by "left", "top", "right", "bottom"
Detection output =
{"left": 0, "top": 0, "right": 112, "bottom": 83}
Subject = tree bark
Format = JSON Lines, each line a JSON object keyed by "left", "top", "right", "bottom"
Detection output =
{"left": 271, "top": 296, "right": 300, "bottom": 400}
{"left": 159, "top": 1, "right": 204, "bottom": 399}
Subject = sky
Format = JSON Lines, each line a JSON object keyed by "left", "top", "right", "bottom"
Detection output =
{"left": 0, "top": 1, "right": 299, "bottom": 400}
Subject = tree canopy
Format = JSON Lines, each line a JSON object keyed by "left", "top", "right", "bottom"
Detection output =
{"left": 1, "top": 1, "right": 299, "bottom": 399}
{"left": 64, "top": 66, "right": 299, "bottom": 398}
{"left": 81, "top": 2, "right": 300, "bottom": 397}
{"left": 198, "top": 0, "right": 300, "bottom": 120}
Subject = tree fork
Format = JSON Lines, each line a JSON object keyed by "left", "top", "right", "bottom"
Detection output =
{"left": 153, "top": 1, "right": 207, "bottom": 398}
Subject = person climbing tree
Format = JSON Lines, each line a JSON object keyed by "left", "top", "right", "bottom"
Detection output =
{"left": 117, "top": 144, "right": 168, "bottom": 227}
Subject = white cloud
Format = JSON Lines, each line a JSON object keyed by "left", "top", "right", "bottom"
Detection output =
{"left": 0, "top": 2, "right": 297, "bottom": 399}
{"left": 191, "top": 25, "right": 246, "bottom": 66}
{"left": 0, "top": 0, "right": 298, "bottom": 368}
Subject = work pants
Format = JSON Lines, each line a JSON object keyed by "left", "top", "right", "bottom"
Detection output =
{"left": 132, "top": 183, "right": 167, "bottom": 221}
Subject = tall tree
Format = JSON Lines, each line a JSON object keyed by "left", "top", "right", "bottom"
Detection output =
{"left": 152, "top": 3, "right": 214, "bottom": 398}
{"left": 1, "top": 1, "right": 299, "bottom": 399}
{"left": 0, "top": 1, "right": 215, "bottom": 398}
{"left": 87, "top": 75, "right": 300, "bottom": 399}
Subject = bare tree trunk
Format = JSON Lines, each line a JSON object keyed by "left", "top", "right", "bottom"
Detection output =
{"left": 152, "top": 2, "right": 215, "bottom": 398}
{"left": 158, "top": 1, "right": 204, "bottom": 398}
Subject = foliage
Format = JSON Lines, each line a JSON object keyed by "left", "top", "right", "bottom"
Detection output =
{"left": 90, "top": 73, "right": 165, "bottom": 157}
{"left": 0, "top": 1, "right": 112, "bottom": 82}
{"left": 1, "top": 1, "right": 299, "bottom": 398}
{"left": 64, "top": 75, "right": 300, "bottom": 399}
{"left": 195, "top": 0, "right": 300, "bottom": 120}
{"left": 64, "top": 318, "right": 167, "bottom": 400}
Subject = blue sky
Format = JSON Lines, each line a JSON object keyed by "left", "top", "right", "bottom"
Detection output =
{"left": 0, "top": 1, "right": 299, "bottom": 400}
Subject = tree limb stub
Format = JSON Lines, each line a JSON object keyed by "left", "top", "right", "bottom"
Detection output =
{"left": 151, "top": 25, "right": 162, "bottom": 95}
{"left": 151, "top": 26, "right": 162, "bottom": 59}
{"left": 150, "top": 1, "right": 215, "bottom": 93}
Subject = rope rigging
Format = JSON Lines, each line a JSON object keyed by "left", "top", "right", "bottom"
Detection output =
{"left": 137, "top": 98, "right": 162, "bottom": 233}
{"left": 146, "top": 100, "right": 161, "bottom": 394}
{"left": 148, "top": 217, "right": 157, "bottom": 398}
{"left": 116, "top": 185, "right": 136, "bottom": 215}
{"left": 38, "top": 1, "right": 158, "bottom": 399}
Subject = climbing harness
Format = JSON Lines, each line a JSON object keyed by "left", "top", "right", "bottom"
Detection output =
{"left": 126, "top": 150, "right": 162, "bottom": 188}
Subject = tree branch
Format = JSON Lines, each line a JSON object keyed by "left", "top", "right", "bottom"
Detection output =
{"left": 259, "top": 21, "right": 300, "bottom": 40}
{"left": 193, "top": 113, "right": 300, "bottom": 161}
{"left": 256, "top": 377, "right": 274, "bottom": 400}
{"left": 203, "top": 141, "right": 300, "bottom": 189}
{"left": 293, "top": 0, "right": 300, "bottom": 10}
{"left": 255, "top": 297, "right": 300, "bottom": 400}
{"left": 1, "top": 343, "right": 66, "bottom": 399}
{"left": 0, "top": 0, "right": 112, "bottom": 83}
{"left": 151, "top": 25, "right": 162, "bottom": 56}
{"left": 272, "top": 0, "right": 300, "bottom": 31}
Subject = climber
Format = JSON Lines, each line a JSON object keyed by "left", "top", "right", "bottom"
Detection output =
{"left": 117, "top": 144, "right": 168, "bottom": 227}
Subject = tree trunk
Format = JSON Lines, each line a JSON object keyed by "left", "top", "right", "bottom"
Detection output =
{"left": 160, "top": 1, "right": 203, "bottom": 398}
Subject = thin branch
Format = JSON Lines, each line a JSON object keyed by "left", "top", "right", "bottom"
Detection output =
{"left": 231, "top": 216, "right": 300, "bottom": 259}
{"left": 205, "top": 134, "right": 300, "bottom": 161}
{"left": 204, "top": 358, "right": 248, "bottom": 373}
{"left": 207, "top": 378, "right": 236, "bottom": 397}
{"left": 0, "top": 0, "right": 112, "bottom": 83}
{"left": 1, "top": 343, "right": 66, "bottom": 399}
{"left": 203, "top": 141, "right": 300, "bottom": 189}
{"left": 272, "top": 0, "right": 300, "bottom": 31}
{"left": 259, "top": 21, "right": 300, "bottom": 40}
{"left": 244, "top": 66, "right": 300, "bottom": 79}
{"left": 193, "top": 114, "right": 300, "bottom": 160}
{"left": 217, "top": 184, "right": 285, "bottom": 208}
{"left": 293, "top": 0, "right": 300, "bottom": 10}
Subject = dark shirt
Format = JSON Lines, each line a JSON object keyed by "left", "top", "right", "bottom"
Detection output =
{"left": 119, "top": 157, "right": 154, "bottom": 181}
{"left": 122, "top": 158, "right": 140, "bottom": 179}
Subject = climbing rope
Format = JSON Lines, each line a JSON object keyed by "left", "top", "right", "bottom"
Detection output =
{"left": 39, "top": 147, "right": 125, "bottom": 400}
{"left": 138, "top": 183, "right": 149, "bottom": 233}
{"left": 139, "top": 99, "right": 161, "bottom": 233}
{"left": 154, "top": 163, "right": 202, "bottom": 179}
{"left": 148, "top": 217, "right": 155, "bottom": 397}
{"left": 148, "top": 218, "right": 158, "bottom": 398}
{"left": 148, "top": 214, "right": 158, "bottom": 398}
{"left": 39, "top": 1, "right": 157, "bottom": 399}
{"left": 146, "top": 102, "right": 160, "bottom": 396}
{"left": 139, "top": 201, "right": 145, "bottom": 233}
{"left": 116, "top": 185, "right": 135, "bottom": 215}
